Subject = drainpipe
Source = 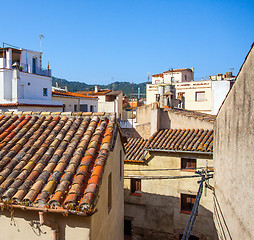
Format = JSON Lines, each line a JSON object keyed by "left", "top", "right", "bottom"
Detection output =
{"left": 39, "top": 211, "right": 59, "bottom": 240}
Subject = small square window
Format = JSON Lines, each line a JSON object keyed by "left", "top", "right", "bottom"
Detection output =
{"left": 43, "top": 88, "right": 48, "bottom": 96}
{"left": 74, "top": 104, "right": 77, "bottom": 112}
{"left": 181, "top": 158, "right": 196, "bottom": 171}
{"left": 130, "top": 178, "right": 141, "bottom": 196}
{"left": 195, "top": 91, "right": 205, "bottom": 101}
{"left": 181, "top": 193, "right": 196, "bottom": 214}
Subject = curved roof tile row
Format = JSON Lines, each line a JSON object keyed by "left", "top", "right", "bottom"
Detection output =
{"left": 0, "top": 113, "right": 116, "bottom": 215}
{"left": 124, "top": 128, "right": 213, "bottom": 163}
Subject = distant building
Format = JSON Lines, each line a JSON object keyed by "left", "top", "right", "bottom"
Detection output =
{"left": 0, "top": 47, "right": 62, "bottom": 111}
{"left": 52, "top": 86, "right": 98, "bottom": 112}
{"left": 76, "top": 86, "right": 123, "bottom": 119}
{"left": 147, "top": 67, "right": 234, "bottom": 114}
{"left": 214, "top": 44, "right": 254, "bottom": 239}
{"left": 124, "top": 129, "right": 215, "bottom": 239}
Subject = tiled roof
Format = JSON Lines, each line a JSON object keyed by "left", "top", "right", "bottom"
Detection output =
{"left": 124, "top": 129, "right": 213, "bottom": 163}
{"left": 124, "top": 138, "right": 148, "bottom": 163}
{"left": 164, "top": 107, "right": 216, "bottom": 123}
{"left": 152, "top": 68, "right": 192, "bottom": 77}
{"left": 0, "top": 112, "right": 116, "bottom": 216}
{"left": 75, "top": 90, "right": 111, "bottom": 96}
{"left": 52, "top": 91, "right": 98, "bottom": 99}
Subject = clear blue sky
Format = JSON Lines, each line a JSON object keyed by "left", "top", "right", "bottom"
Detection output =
{"left": 1, "top": 0, "right": 254, "bottom": 84}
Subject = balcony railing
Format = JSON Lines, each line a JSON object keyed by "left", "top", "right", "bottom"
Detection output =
{"left": 0, "top": 59, "right": 52, "bottom": 77}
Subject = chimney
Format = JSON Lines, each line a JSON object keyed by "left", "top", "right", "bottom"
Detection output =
{"left": 12, "top": 62, "right": 20, "bottom": 101}
{"left": 151, "top": 103, "right": 161, "bottom": 136}
{"left": 56, "top": 82, "right": 59, "bottom": 88}
{"left": 95, "top": 85, "right": 99, "bottom": 93}
{"left": 65, "top": 86, "right": 68, "bottom": 92}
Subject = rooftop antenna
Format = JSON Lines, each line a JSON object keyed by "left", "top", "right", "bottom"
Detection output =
{"left": 147, "top": 72, "right": 151, "bottom": 83}
{"left": 230, "top": 68, "right": 234, "bottom": 74}
{"left": 39, "top": 34, "right": 44, "bottom": 53}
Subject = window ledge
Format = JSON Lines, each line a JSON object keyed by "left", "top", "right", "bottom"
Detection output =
{"left": 181, "top": 169, "right": 196, "bottom": 172}
{"left": 130, "top": 193, "right": 142, "bottom": 197}
{"left": 180, "top": 210, "right": 198, "bottom": 215}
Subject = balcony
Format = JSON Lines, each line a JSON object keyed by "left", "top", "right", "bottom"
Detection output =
{"left": 0, "top": 59, "right": 52, "bottom": 77}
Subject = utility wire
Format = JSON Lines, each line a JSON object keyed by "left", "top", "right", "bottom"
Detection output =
{"left": 124, "top": 167, "right": 213, "bottom": 172}
{"left": 181, "top": 171, "right": 213, "bottom": 240}
{"left": 124, "top": 174, "right": 213, "bottom": 180}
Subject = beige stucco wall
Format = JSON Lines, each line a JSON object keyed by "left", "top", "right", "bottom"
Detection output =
{"left": 147, "top": 80, "right": 213, "bottom": 114}
{"left": 161, "top": 110, "right": 214, "bottom": 130}
{"left": 214, "top": 46, "right": 254, "bottom": 240}
{"left": 0, "top": 209, "right": 90, "bottom": 240}
{"left": 175, "top": 81, "right": 212, "bottom": 114}
{"left": 90, "top": 132, "right": 124, "bottom": 240}
{"left": 52, "top": 96, "right": 79, "bottom": 112}
{"left": 124, "top": 151, "right": 215, "bottom": 239}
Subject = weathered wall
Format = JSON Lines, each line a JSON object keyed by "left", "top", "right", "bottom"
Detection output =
{"left": 124, "top": 151, "right": 215, "bottom": 239}
{"left": 135, "top": 123, "right": 151, "bottom": 139}
{"left": 90, "top": 132, "right": 124, "bottom": 240}
{"left": 0, "top": 209, "right": 90, "bottom": 240}
{"left": 161, "top": 110, "right": 214, "bottom": 130}
{"left": 214, "top": 45, "right": 254, "bottom": 240}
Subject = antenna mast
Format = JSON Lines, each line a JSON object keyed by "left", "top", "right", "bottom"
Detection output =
{"left": 39, "top": 34, "right": 44, "bottom": 53}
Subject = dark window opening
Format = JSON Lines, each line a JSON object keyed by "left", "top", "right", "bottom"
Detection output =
{"left": 74, "top": 104, "right": 77, "bottom": 112}
{"left": 108, "top": 173, "right": 112, "bottom": 213}
{"left": 43, "top": 88, "right": 48, "bottom": 96}
{"left": 124, "top": 219, "right": 132, "bottom": 236}
{"left": 179, "top": 234, "right": 199, "bottom": 240}
{"left": 181, "top": 158, "right": 196, "bottom": 171}
{"left": 63, "top": 104, "right": 66, "bottom": 112}
{"left": 90, "top": 105, "right": 94, "bottom": 112}
{"left": 80, "top": 104, "right": 88, "bottom": 112}
{"left": 130, "top": 178, "right": 141, "bottom": 196}
{"left": 181, "top": 193, "right": 196, "bottom": 214}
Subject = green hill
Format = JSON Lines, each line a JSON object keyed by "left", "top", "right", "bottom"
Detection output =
{"left": 52, "top": 77, "right": 146, "bottom": 98}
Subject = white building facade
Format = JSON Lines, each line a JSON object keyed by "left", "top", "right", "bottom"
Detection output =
{"left": 0, "top": 47, "right": 62, "bottom": 111}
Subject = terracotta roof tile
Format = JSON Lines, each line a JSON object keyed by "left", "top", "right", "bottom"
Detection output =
{"left": 0, "top": 112, "right": 116, "bottom": 216}
{"left": 124, "top": 128, "right": 213, "bottom": 163}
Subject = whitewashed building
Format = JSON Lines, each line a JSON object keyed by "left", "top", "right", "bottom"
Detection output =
{"left": 0, "top": 47, "right": 62, "bottom": 111}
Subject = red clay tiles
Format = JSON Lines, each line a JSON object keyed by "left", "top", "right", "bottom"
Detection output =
{"left": 125, "top": 128, "right": 213, "bottom": 163}
{"left": 0, "top": 112, "right": 116, "bottom": 215}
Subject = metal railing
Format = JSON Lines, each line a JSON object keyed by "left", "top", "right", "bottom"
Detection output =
{"left": 0, "top": 59, "right": 52, "bottom": 77}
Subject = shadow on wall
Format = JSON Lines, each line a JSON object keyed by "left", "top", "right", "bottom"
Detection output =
{"left": 0, "top": 208, "right": 90, "bottom": 240}
{"left": 121, "top": 128, "right": 141, "bottom": 138}
{"left": 213, "top": 193, "right": 233, "bottom": 240}
{"left": 124, "top": 189, "right": 217, "bottom": 240}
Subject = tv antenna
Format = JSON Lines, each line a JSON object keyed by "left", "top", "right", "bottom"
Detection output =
{"left": 147, "top": 72, "right": 151, "bottom": 83}
{"left": 230, "top": 68, "right": 234, "bottom": 74}
{"left": 39, "top": 34, "right": 44, "bottom": 52}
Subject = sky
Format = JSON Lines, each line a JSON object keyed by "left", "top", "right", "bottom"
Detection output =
{"left": 1, "top": 0, "right": 254, "bottom": 84}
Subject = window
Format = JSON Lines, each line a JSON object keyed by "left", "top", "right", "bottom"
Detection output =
{"left": 108, "top": 173, "right": 112, "bottom": 213}
{"left": 74, "top": 104, "right": 77, "bottom": 112}
{"left": 181, "top": 193, "right": 196, "bottom": 214}
{"left": 184, "top": 75, "right": 187, "bottom": 81}
{"left": 90, "top": 105, "right": 94, "bottom": 112}
{"left": 171, "top": 77, "right": 175, "bottom": 82}
{"left": 124, "top": 219, "right": 132, "bottom": 236}
{"left": 181, "top": 158, "right": 196, "bottom": 171}
{"left": 80, "top": 104, "right": 88, "bottom": 112}
{"left": 195, "top": 91, "right": 205, "bottom": 101}
{"left": 130, "top": 178, "right": 141, "bottom": 196}
{"left": 179, "top": 234, "right": 199, "bottom": 240}
{"left": 120, "top": 150, "right": 123, "bottom": 180}
{"left": 63, "top": 104, "right": 66, "bottom": 112}
{"left": 43, "top": 88, "right": 48, "bottom": 96}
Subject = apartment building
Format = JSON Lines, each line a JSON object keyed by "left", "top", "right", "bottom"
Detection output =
{"left": 0, "top": 47, "right": 62, "bottom": 111}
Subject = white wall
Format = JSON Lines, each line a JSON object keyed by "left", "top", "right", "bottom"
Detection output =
{"left": 80, "top": 98, "right": 98, "bottom": 112}
{"left": 211, "top": 80, "right": 231, "bottom": 115}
